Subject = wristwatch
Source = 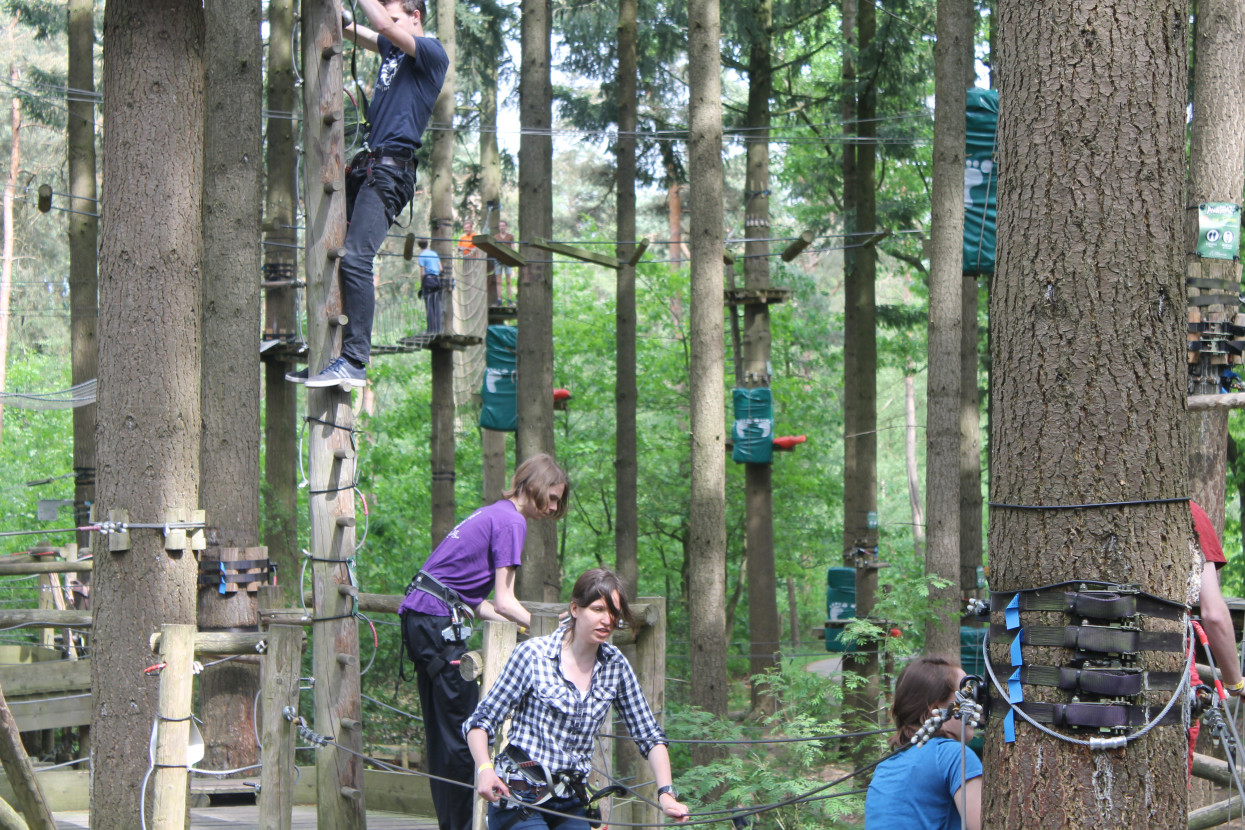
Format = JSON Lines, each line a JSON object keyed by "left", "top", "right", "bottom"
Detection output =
{"left": 657, "top": 785, "right": 678, "bottom": 800}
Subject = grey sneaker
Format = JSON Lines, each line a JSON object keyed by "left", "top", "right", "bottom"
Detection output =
{"left": 284, "top": 367, "right": 309, "bottom": 383}
{"left": 305, "top": 356, "right": 366, "bottom": 388}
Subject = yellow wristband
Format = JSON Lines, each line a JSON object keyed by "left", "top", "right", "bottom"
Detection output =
{"left": 478, "top": 763, "right": 494, "bottom": 773}
{"left": 518, "top": 625, "right": 529, "bottom": 635}
{"left": 1226, "top": 680, "right": 1244, "bottom": 693}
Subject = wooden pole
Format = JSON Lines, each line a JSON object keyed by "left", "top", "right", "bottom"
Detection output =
{"left": 1188, "top": 392, "right": 1245, "bottom": 411}
{"left": 150, "top": 623, "right": 195, "bottom": 830}
{"left": 302, "top": 0, "right": 365, "bottom": 826}
{"left": 470, "top": 621, "right": 518, "bottom": 830}
{"left": 258, "top": 585, "right": 302, "bottom": 830}
{"left": 0, "top": 676, "right": 55, "bottom": 830}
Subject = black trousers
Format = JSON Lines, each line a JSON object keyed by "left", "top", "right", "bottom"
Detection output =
{"left": 404, "top": 612, "right": 479, "bottom": 830}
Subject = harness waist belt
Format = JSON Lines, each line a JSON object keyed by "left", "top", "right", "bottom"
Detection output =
{"left": 410, "top": 570, "right": 470, "bottom": 613}
{"left": 993, "top": 663, "right": 1183, "bottom": 695}
{"left": 990, "top": 587, "right": 1187, "bottom": 622}
{"left": 989, "top": 623, "right": 1184, "bottom": 654}
{"left": 377, "top": 155, "right": 413, "bottom": 170}
{"left": 1015, "top": 700, "right": 1184, "bottom": 729}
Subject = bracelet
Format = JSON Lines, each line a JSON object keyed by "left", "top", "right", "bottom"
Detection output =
{"left": 1226, "top": 680, "right": 1245, "bottom": 693}
{"left": 518, "top": 625, "right": 529, "bottom": 635}
{"left": 478, "top": 762, "right": 494, "bottom": 773}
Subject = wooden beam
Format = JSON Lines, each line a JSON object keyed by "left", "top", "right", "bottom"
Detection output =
{"left": 627, "top": 238, "right": 650, "bottom": 265}
{"left": 1190, "top": 794, "right": 1244, "bottom": 830}
{"left": 1188, "top": 392, "right": 1245, "bottom": 411}
{"left": 150, "top": 624, "right": 195, "bottom": 830}
{"left": 259, "top": 585, "right": 302, "bottom": 830}
{"left": 0, "top": 560, "right": 92, "bottom": 577}
{"left": 149, "top": 630, "right": 270, "bottom": 656}
{"left": 472, "top": 234, "right": 526, "bottom": 267}
{"left": 0, "top": 676, "right": 55, "bottom": 830}
{"left": 781, "top": 230, "right": 816, "bottom": 262}
{"left": 0, "top": 610, "right": 90, "bottom": 629}
{"left": 530, "top": 237, "right": 621, "bottom": 269}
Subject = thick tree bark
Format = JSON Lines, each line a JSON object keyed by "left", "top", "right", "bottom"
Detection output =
{"left": 615, "top": 0, "right": 639, "bottom": 597}
{"left": 688, "top": 0, "right": 728, "bottom": 761}
{"left": 924, "top": 0, "right": 971, "bottom": 658}
{"left": 199, "top": 0, "right": 262, "bottom": 772}
{"left": 93, "top": 3, "right": 204, "bottom": 825}
{"left": 262, "top": 0, "right": 300, "bottom": 584}
{"left": 743, "top": 0, "right": 779, "bottom": 717}
{"left": 985, "top": 0, "right": 1190, "bottom": 825}
{"left": 842, "top": 0, "right": 880, "bottom": 760}
{"left": 905, "top": 376, "right": 925, "bottom": 560}
{"left": 67, "top": 0, "right": 99, "bottom": 556}
{"left": 429, "top": 0, "right": 458, "bottom": 547}
{"left": 960, "top": 275, "right": 982, "bottom": 594}
{"left": 1185, "top": 0, "right": 1245, "bottom": 536}
{"left": 516, "top": 0, "right": 559, "bottom": 602}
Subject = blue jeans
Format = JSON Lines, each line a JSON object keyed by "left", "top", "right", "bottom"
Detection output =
{"left": 340, "top": 159, "right": 416, "bottom": 364}
{"left": 488, "top": 796, "right": 590, "bottom": 830}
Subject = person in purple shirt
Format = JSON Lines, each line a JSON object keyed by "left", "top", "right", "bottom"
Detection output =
{"left": 400, "top": 453, "right": 569, "bottom": 830}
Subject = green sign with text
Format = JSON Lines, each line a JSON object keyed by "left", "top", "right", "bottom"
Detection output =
{"left": 1197, "top": 203, "right": 1241, "bottom": 260}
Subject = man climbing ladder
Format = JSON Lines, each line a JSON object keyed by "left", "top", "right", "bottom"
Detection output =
{"left": 290, "top": 0, "right": 449, "bottom": 387}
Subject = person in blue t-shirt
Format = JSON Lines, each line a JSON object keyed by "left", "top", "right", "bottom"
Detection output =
{"left": 417, "top": 237, "right": 444, "bottom": 333}
{"left": 865, "top": 656, "right": 982, "bottom": 830}
{"left": 296, "top": 0, "right": 449, "bottom": 388}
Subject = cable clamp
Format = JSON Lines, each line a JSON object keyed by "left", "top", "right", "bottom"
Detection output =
{"left": 1088, "top": 736, "right": 1127, "bottom": 751}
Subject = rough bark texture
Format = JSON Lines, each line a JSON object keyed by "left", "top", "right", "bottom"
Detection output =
{"left": 262, "top": 0, "right": 300, "bottom": 583}
{"left": 93, "top": 3, "right": 204, "bottom": 825}
{"left": 743, "top": 0, "right": 779, "bottom": 717}
{"left": 688, "top": 0, "right": 728, "bottom": 761}
{"left": 516, "top": 0, "right": 559, "bottom": 602}
{"left": 1185, "top": 0, "right": 1245, "bottom": 535}
{"left": 924, "top": 0, "right": 970, "bottom": 658}
{"left": 842, "top": 0, "right": 880, "bottom": 760}
{"left": 199, "top": 0, "right": 263, "bottom": 771}
{"left": 960, "top": 275, "right": 982, "bottom": 594}
{"left": 614, "top": 0, "right": 639, "bottom": 600}
{"left": 67, "top": 0, "right": 98, "bottom": 554}
{"left": 429, "top": 0, "right": 458, "bottom": 547}
{"left": 985, "top": 1, "right": 1190, "bottom": 825}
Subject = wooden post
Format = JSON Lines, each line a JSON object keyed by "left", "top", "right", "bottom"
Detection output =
{"left": 470, "top": 621, "right": 519, "bottom": 830}
{"left": 302, "top": 0, "right": 365, "bottom": 827}
{"left": 150, "top": 623, "right": 195, "bottom": 830}
{"left": 0, "top": 679, "right": 55, "bottom": 830}
{"left": 258, "top": 585, "right": 301, "bottom": 830}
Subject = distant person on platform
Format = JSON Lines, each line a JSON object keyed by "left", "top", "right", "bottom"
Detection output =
{"left": 417, "top": 237, "right": 444, "bottom": 334}
{"left": 399, "top": 454, "right": 570, "bottom": 830}
{"left": 291, "top": 0, "right": 448, "bottom": 388}
{"left": 492, "top": 219, "right": 515, "bottom": 305}
{"left": 458, "top": 219, "right": 477, "bottom": 258}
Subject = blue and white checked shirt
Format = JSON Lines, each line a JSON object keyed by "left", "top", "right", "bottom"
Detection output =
{"left": 464, "top": 627, "right": 668, "bottom": 778}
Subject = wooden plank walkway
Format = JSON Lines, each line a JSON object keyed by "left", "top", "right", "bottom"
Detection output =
{"left": 52, "top": 806, "right": 438, "bottom": 828}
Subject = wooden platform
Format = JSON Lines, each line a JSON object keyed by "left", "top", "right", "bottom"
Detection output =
{"left": 52, "top": 806, "right": 436, "bottom": 829}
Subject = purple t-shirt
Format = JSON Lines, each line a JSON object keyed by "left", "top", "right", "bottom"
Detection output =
{"left": 399, "top": 499, "right": 526, "bottom": 616}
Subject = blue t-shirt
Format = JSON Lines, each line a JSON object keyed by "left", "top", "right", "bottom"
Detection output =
{"left": 419, "top": 247, "right": 441, "bottom": 275}
{"left": 366, "top": 34, "right": 449, "bottom": 157}
{"left": 399, "top": 499, "right": 527, "bottom": 616}
{"left": 864, "top": 738, "right": 982, "bottom": 830}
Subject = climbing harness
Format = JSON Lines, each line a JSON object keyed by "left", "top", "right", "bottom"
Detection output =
{"left": 406, "top": 569, "right": 475, "bottom": 643}
{"left": 489, "top": 744, "right": 614, "bottom": 830}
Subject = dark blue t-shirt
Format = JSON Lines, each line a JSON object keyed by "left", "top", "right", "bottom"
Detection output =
{"left": 366, "top": 34, "right": 448, "bottom": 158}
{"left": 864, "top": 738, "right": 981, "bottom": 830}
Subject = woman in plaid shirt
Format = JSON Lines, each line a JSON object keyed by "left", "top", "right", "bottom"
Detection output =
{"left": 466, "top": 568, "right": 690, "bottom": 830}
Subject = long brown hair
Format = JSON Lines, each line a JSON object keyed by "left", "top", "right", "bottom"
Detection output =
{"left": 503, "top": 453, "right": 570, "bottom": 519}
{"left": 888, "top": 656, "right": 960, "bottom": 747}
{"left": 567, "top": 568, "right": 635, "bottom": 637}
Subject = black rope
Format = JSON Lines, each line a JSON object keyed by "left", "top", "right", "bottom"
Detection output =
{"left": 308, "top": 484, "right": 356, "bottom": 495}
{"left": 304, "top": 415, "right": 355, "bottom": 433}
{"left": 988, "top": 496, "right": 1190, "bottom": 511}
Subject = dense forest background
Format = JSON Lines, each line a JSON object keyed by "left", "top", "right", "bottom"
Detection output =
{"left": 0, "top": 0, "right": 1240, "bottom": 821}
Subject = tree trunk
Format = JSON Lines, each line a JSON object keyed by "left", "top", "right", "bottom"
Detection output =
{"left": 923, "top": 0, "right": 971, "bottom": 658}
{"left": 667, "top": 180, "right": 684, "bottom": 270}
{"left": 905, "top": 376, "right": 925, "bottom": 560}
{"left": 516, "top": 0, "right": 559, "bottom": 602}
{"left": 262, "top": 0, "right": 300, "bottom": 584}
{"left": 429, "top": 0, "right": 458, "bottom": 547}
{"left": 199, "top": 0, "right": 262, "bottom": 772}
{"left": 0, "top": 64, "right": 18, "bottom": 446}
{"left": 743, "top": 0, "right": 779, "bottom": 718}
{"left": 1185, "top": 0, "right": 1245, "bottom": 536}
{"left": 842, "top": 0, "right": 880, "bottom": 761}
{"left": 67, "top": 0, "right": 99, "bottom": 557}
{"left": 960, "top": 275, "right": 982, "bottom": 594}
{"left": 688, "top": 0, "right": 728, "bottom": 762}
{"left": 615, "top": 0, "right": 639, "bottom": 598}
{"left": 93, "top": 3, "right": 204, "bottom": 825}
{"left": 985, "top": 0, "right": 1190, "bottom": 824}
{"left": 480, "top": 29, "right": 506, "bottom": 505}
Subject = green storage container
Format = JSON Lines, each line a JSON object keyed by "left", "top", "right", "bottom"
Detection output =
{"left": 480, "top": 325, "right": 517, "bottom": 431}
{"left": 964, "top": 88, "right": 998, "bottom": 276}
{"left": 732, "top": 387, "right": 774, "bottom": 464}
{"left": 824, "top": 566, "right": 858, "bottom": 653}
